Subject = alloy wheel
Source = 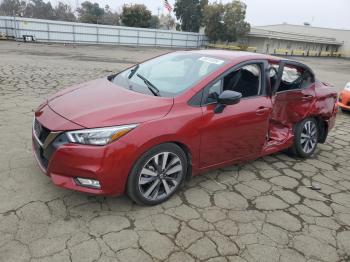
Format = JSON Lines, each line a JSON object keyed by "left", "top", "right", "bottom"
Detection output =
{"left": 300, "top": 120, "right": 317, "bottom": 154}
{"left": 138, "top": 152, "right": 183, "bottom": 200}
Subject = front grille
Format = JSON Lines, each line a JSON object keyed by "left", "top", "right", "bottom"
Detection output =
{"left": 33, "top": 118, "right": 52, "bottom": 170}
{"left": 33, "top": 118, "right": 68, "bottom": 171}
{"left": 33, "top": 136, "right": 49, "bottom": 169}
{"left": 34, "top": 119, "right": 50, "bottom": 144}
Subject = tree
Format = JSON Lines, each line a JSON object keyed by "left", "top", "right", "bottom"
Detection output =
{"left": 203, "top": 0, "right": 250, "bottom": 42}
{"left": 77, "top": 1, "right": 104, "bottom": 24}
{"left": 0, "top": 0, "right": 77, "bottom": 21}
{"left": 120, "top": 4, "right": 152, "bottom": 28}
{"left": 159, "top": 14, "right": 175, "bottom": 30}
{"left": 53, "top": 2, "right": 76, "bottom": 22}
{"left": 202, "top": 3, "right": 225, "bottom": 42}
{"left": 100, "top": 5, "right": 119, "bottom": 25}
{"left": 23, "top": 0, "right": 54, "bottom": 19}
{"left": 174, "top": 0, "right": 207, "bottom": 32}
{"left": 0, "top": 0, "right": 24, "bottom": 16}
{"left": 149, "top": 15, "right": 160, "bottom": 29}
{"left": 222, "top": 1, "right": 250, "bottom": 42}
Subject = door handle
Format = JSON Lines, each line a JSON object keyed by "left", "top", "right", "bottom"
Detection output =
{"left": 302, "top": 95, "right": 313, "bottom": 101}
{"left": 256, "top": 107, "right": 270, "bottom": 115}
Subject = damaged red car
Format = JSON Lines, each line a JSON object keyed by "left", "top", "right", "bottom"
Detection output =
{"left": 33, "top": 50, "right": 338, "bottom": 205}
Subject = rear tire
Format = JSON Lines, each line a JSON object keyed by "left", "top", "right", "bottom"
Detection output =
{"left": 127, "top": 143, "right": 187, "bottom": 205}
{"left": 289, "top": 118, "right": 318, "bottom": 158}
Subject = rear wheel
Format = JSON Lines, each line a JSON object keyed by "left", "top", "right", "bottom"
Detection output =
{"left": 289, "top": 118, "right": 318, "bottom": 158}
{"left": 127, "top": 143, "right": 187, "bottom": 205}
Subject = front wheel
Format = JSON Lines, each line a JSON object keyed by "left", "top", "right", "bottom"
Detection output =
{"left": 127, "top": 143, "right": 187, "bottom": 205}
{"left": 289, "top": 118, "right": 318, "bottom": 158}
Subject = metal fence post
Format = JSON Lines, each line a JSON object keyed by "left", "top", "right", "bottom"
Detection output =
{"left": 4, "top": 19, "right": 8, "bottom": 37}
{"left": 72, "top": 24, "right": 75, "bottom": 43}
{"left": 186, "top": 34, "right": 188, "bottom": 48}
{"left": 137, "top": 29, "right": 139, "bottom": 47}
{"left": 47, "top": 22, "right": 50, "bottom": 41}
{"left": 117, "top": 28, "right": 120, "bottom": 45}
{"left": 171, "top": 32, "right": 173, "bottom": 48}
{"left": 155, "top": 30, "right": 157, "bottom": 48}
{"left": 12, "top": 16, "right": 17, "bottom": 40}
{"left": 96, "top": 26, "right": 99, "bottom": 43}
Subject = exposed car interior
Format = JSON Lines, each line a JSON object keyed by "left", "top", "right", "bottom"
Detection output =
{"left": 207, "top": 64, "right": 261, "bottom": 103}
{"left": 223, "top": 64, "right": 261, "bottom": 97}
{"left": 276, "top": 65, "right": 314, "bottom": 92}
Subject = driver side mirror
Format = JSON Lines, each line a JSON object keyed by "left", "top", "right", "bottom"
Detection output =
{"left": 214, "top": 90, "right": 242, "bottom": 113}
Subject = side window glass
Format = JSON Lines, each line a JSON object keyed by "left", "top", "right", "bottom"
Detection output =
{"left": 277, "top": 64, "right": 304, "bottom": 92}
{"left": 300, "top": 70, "right": 314, "bottom": 89}
{"left": 222, "top": 64, "right": 261, "bottom": 98}
{"left": 206, "top": 79, "right": 222, "bottom": 103}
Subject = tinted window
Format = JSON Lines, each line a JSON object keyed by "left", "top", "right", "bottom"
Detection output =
{"left": 205, "top": 63, "right": 262, "bottom": 104}
{"left": 112, "top": 52, "right": 227, "bottom": 97}
{"left": 223, "top": 64, "right": 261, "bottom": 98}
{"left": 300, "top": 70, "right": 314, "bottom": 89}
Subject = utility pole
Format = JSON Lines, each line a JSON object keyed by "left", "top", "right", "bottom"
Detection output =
{"left": 157, "top": 7, "right": 161, "bottom": 18}
{"left": 75, "top": 0, "right": 80, "bottom": 16}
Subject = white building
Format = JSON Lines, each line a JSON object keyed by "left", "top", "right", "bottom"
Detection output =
{"left": 246, "top": 23, "right": 350, "bottom": 57}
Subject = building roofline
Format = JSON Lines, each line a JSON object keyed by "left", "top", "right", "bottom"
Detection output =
{"left": 249, "top": 27, "right": 344, "bottom": 45}
{"left": 254, "top": 23, "right": 350, "bottom": 32}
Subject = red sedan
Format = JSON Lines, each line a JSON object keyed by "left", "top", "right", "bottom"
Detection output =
{"left": 33, "top": 50, "right": 338, "bottom": 205}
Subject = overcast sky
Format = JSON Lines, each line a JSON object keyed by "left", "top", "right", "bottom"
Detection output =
{"left": 53, "top": 0, "right": 350, "bottom": 30}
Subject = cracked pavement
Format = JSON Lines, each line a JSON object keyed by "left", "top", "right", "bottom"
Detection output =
{"left": 1, "top": 41, "right": 350, "bottom": 262}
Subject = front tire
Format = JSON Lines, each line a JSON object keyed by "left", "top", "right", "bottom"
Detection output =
{"left": 127, "top": 143, "right": 187, "bottom": 205}
{"left": 289, "top": 118, "right": 318, "bottom": 158}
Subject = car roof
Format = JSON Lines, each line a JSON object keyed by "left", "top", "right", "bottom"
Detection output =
{"left": 186, "top": 49, "right": 281, "bottom": 63}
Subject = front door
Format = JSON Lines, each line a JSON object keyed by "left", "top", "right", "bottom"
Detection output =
{"left": 199, "top": 62, "right": 272, "bottom": 168}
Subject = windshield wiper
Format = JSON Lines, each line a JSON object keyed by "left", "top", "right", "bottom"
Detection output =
{"left": 136, "top": 73, "right": 160, "bottom": 97}
{"left": 128, "top": 64, "right": 139, "bottom": 79}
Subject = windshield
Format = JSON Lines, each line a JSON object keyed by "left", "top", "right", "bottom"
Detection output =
{"left": 111, "top": 52, "right": 227, "bottom": 97}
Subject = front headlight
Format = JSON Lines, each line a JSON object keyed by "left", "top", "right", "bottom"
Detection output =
{"left": 66, "top": 124, "right": 138, "bottom": 146}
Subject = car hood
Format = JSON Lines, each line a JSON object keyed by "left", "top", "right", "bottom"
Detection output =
{"left": 48, "top": 78, "right": 174, "bottom": 128}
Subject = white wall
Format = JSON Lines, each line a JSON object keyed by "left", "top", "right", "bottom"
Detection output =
{"left": 0, "top": 16, "right": 207, "bottom": 48}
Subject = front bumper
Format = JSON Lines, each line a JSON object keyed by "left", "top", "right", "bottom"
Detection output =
{"left": 32, "top": 110, "right": 136, "bottom": 196}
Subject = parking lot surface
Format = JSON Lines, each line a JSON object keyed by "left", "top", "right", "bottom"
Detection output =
{"left": 1, "top": 41, "right": 350, "bottom": 262}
